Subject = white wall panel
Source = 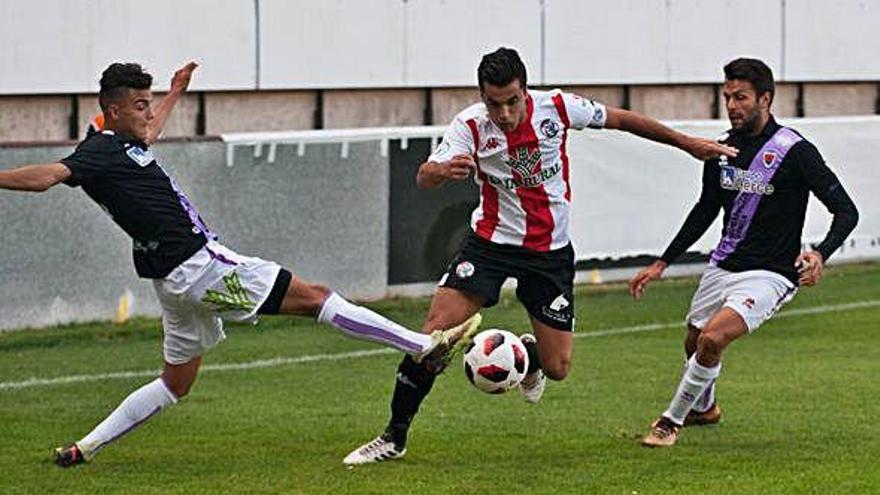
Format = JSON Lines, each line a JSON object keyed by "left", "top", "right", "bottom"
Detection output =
{"left": 404, "top": 0, "right": 542, "bottom": 86}
{"left": 784, "top": 0, "right": 880, "bottom": 81}
{"left": 0, "top": 0, "right": 256, "bottom": 94}
{"left": 545, "top": 0, "right": 668, "bottom": 84}
{"left": 666, "top": 0, "right": 782, "bottom": 83}
{"left": 259, "top": 0, "right": 406, "bottom": 89}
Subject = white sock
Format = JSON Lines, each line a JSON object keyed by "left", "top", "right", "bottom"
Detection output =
{"left": 317, "top": 292, "right": 433, "bottom": 355}
{"left": 78, "top": 378, "right": 178, "bottom": 457}
{"left": 663, "top": 355, "right": 721, "bottom": 425}
{"left": 684, "top": 355, "right": 719, "bottom": 414}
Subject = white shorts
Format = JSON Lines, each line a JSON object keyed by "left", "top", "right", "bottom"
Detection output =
{"left": 153, "top": 241, "right": 282, "bottom": 365}
{"left": 686, "top": 265, "right": 797, "bottom": 333}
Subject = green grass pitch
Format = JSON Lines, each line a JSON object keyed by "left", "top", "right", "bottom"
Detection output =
{"left": 1, "top": 263, "right": 878, "bottom": 494}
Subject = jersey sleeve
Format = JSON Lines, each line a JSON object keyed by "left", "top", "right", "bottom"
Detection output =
{"left": 428, "top": 117, "right": 476, "bottom": 163}
{"left": 791, "top": 142, "right": 859, "bottom": 261}
{"left": 60, "top": 139, "right": 114, "bottom": 187}
{"left": 562, "top": 92, "right": 607, "bottom": 130}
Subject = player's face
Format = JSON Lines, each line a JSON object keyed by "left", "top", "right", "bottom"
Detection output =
{"left": 723, "top": 79, "right": 770, "bottom": 134}
{"left": 481, "top": 80, "right": 528, "bottom": 132}
{"left": 113, "top": 89, "right": 155, "bottom": 142}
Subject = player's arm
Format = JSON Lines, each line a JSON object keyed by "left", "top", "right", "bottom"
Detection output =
{"left": 0, "top": 163, "right": 71, "bottom": 192}
{"left": 629, "top": 163, "right": 721, "bottom": 299}
{"left": 792, "top": 143, "right": 859, "bottom": 286}
{"left": 604, "top": 107, "right": 738, "bottom": 161}
{"left": 417, "top": 117, "right": 476, "bottom": 189}
{"left": 416, "top": 155, "right": 476, "bottom": 189}
{"left": 144, "top": 62, "right": 198, "bottom": 145}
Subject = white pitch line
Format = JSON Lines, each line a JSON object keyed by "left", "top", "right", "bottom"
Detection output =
{"left": 1, "top": 299, "right": 877, "bottom": 392}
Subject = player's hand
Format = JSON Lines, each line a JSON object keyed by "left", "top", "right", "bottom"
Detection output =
{"left": 682, "top": 136, "right": 738, "bottom": 161}
{"left": 795, "top": 251, "right": 824, "bottom": 286}
{"left": 170, "top": 62, "right": 199, "bottom": 94}
{"left": 442, "top": 154, "right": 475, "bottom": 182}
{"left": 629, "top": 259, "right": 667, "bottom": 300}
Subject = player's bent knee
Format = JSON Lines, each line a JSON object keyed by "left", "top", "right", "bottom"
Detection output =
{"left": 696, "top": 331, "right": 726, "bottom": 361}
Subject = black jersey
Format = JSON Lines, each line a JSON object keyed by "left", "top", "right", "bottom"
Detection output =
{"left": 660, "top": 116, "right": 858, "bottom": 285}
{"left": 61, "top": 130, "right": 213, "bottom": 279}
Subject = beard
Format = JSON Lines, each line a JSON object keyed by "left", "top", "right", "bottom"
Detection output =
{"left": 730, "top": 108, "right": 763, "bottom": 135}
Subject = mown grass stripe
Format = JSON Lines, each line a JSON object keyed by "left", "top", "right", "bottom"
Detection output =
{"left": 1, "top": 299, "right": 877, "bottom": 391}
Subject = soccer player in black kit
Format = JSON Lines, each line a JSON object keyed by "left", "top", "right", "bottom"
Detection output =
{"left": 0, "top": 62, "right": 479, "bottom": 466}
{"left": 630, "top": 58, "right": 859, "bottom": 447}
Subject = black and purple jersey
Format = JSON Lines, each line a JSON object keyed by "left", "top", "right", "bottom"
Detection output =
{"left": 660, "top": 116, "right": 858, "bottom": 285}
{"left": 61, "top": 130, "right": 214, "bottom": 279}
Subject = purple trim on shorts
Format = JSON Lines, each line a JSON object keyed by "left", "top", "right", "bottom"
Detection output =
{"left": 711, "top": 127, "right": 802, "bottom": 264}
{"left": 771, "top": 284, "right": 797, "bottom": 313}
{"left": 331, "top": 314, "right": 423, "bottom": 353}
{"left": 205, "top": 245, "right": 238, "bottom": 266}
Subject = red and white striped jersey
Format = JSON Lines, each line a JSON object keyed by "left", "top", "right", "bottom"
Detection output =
{"left": 429, "top": 89, "right": 606, "bottom": 251}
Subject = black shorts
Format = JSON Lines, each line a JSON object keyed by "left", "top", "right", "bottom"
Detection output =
{"left": 439, "top": 232, "right": 575, "bottom": 331}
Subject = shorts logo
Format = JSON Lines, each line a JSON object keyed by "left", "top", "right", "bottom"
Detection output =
{"left": 202, "top": 272, "right": 255, "bottom": 313}
{"left": 549, "top": 295, "right": 570, "bottom": 312}
{"left": 743, "top": 297, "right": 756, "bottom": 309}
{"left": 455, "top": 261, "right": 475, "bottom": 279}
{"left": 540, "top": 118, "right": 560, "bottom": 138}
{"left": 762, "top": 151, "right": 777, "bottom": 168}
{"left": 542, "top": 294, "right": 571, "bottom": 323}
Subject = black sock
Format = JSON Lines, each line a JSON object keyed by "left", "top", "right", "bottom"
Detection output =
{"left": 386, "top": 356, "right": 437, "bottom": 447}
{"left": 523, "top": 338, "right": 541, "bottom": 374}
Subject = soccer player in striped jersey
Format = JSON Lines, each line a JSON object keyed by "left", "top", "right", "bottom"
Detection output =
{"left": 0, "top": 62, "right": 480, "bottom": 467}
{"left": 630, "top": 58, "right": 858, "bottom": 447}
{"left": 343, "top": 47, "right": 738, "bottom": 465}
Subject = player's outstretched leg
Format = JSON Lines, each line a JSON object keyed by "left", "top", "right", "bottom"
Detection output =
{"left": 53, "top": 358, "right": 199, "bottom": 467}
{"left": 53, "top": 377, "right": 179, "bottom": 466}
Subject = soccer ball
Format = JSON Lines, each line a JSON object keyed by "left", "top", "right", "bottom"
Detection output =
{"left": 463, "top": 329, "right": 529, "bottom": 394}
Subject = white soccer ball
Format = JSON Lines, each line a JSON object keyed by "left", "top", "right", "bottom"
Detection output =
{"left": 463, "top": 329, "right": 529, "bottom": 394}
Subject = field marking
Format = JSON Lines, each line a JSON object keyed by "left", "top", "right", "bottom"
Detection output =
{"left": 2, "top": 299, "right": 877, "bottom": 392}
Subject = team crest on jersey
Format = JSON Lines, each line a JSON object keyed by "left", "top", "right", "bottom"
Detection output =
{"left": 540, "top": 118, "right": 560, "bottom": 138}
{"left": 126, "top": 146, "right": 155, "bottom": 167}
{"left": 455, "top": 261, "right": 475, "bottom": 279}
{"left": 762, "top": 151, "right": 777, "bottom": 168}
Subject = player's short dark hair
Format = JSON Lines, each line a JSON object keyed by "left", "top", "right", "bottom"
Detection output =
{"left": 724, "top": 58, "right": 775, "bottom": 104}
{"left": 478, "top": 47, "right": 528, "bottom": 91}
{"left": 99, "top": 63, "right": 153, "bottom": 111}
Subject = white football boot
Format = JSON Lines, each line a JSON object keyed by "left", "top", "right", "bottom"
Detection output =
{"left": 343, "top": 431, "right": 406, "bottom": 466}
{"left": 518, "top": 333, "right": 546, "bottom": 404}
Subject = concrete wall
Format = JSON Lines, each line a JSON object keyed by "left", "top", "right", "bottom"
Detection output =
{"left": 0, "top": 140, "right": 389, "bottom": 330}
{"left": 205, "top": 91, "right": 317, "bottom": 134}
{"left": 2, "top": 1, "right": 880, "bottom": 140}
